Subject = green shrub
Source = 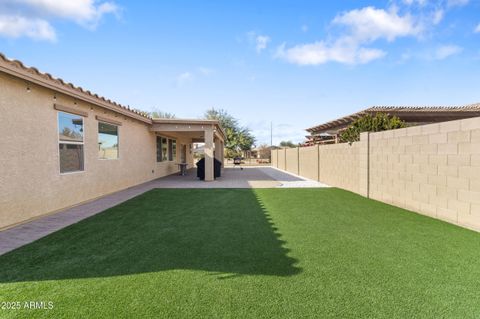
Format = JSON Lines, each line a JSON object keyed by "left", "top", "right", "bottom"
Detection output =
{"left": 340, "top": 113, "right": 406, "bottom": 143}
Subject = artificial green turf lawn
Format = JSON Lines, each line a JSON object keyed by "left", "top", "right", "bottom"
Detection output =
{"left": 1, "top": 188, "right": 480, "bottom": 318}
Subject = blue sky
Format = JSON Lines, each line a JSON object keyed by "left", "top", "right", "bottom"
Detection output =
{"left": 1, "top": 0, "right": 480, "bottom": 145}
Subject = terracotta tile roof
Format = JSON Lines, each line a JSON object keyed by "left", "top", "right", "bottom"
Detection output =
{"left": 0, "top": 53, "right": 230, "bottom": 139}
{"left": 0, "top": 52, "right": 152, "bottom": 123}
{"left": 366, "top": 105, "right": 480, "bottom": 112}
{"left": 306, "top": 105, "right": 480, "bottom": 133}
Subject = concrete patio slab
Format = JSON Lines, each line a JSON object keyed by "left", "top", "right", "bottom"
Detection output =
{"left": 0, "top": 167, "right": 328, "bottom": 256}
{"left": 151, "top": 166, "right": 328, "bottom": 188}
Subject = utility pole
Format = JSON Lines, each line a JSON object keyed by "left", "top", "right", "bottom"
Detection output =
{"left": 270, "top": 121, "right": 273, "bottom": 147}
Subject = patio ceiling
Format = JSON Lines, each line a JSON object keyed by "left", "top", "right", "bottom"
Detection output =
{"left": 154, "top": 131, "right": 206, "bottom": 143}
{"left": 150, "top": 118, "right": 225, "bottom": 142}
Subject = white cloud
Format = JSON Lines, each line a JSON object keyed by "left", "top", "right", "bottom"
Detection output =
{"left": 400, "top": 51, "right": 413, "bottom": 62}
{"left": 276, "top": 42, "right": 330, "bottom": 65}
{"left": 0, "top": 15, "right": 56, "bottom": 41}
{"left": 247, "top": 32, "right": 271, "bottom": 53}
{"left": 175, "top": 67, "right": 214, "bottom": 86}
{"left": 12, "top": 0, "right": 118, "bottom": 24}
{"left": 403, "top": 0, "right": 428, "bottom": 6}
{"left": 256, "top": 35, "right": 270, "bottom": 52}
{"left": 404, "top": 0, "right": 469, "bottom": 6}
{"left": 332, "top": 6, "right": 422, "bottom": 42}
{"left": 401, "top": 0, "right": 470, "bottom": 26}
{"left": 276, "top": 1, "right": 471, "bottom": 66}
{"left": 435, "top": 44, "right": 463, "bottom": 59}
{"left": 447, "top": 0, "right": 469, "bottom": 7}
{"left": 475, "top": 23, "right": 480, "bottom": 33}
{"left": 432, "top": 9, "right": 444, "bottom": 25}
{"left": 176, "top": 72, "right": 194, "bottom": 86}
{"left": 255, "top": 35, "right": 270, "bottom": 52}
{"left": 198, "top": 67, "right": 214, "bottom": 76}
{"left": 357, "top": 47, "right": 387, "bottom": 63}
{"left": 0, "top": 0, "right": 118, "bottom": 41}
{"left": 277, "top": 6, "right": 418, "bottom": 65}
{"left": 276, "top": 41, "right": 386, "bottom": 65}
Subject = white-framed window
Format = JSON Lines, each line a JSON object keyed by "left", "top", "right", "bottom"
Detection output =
{"left": 98, "top": 122, "right": 119, "bottom": 159}
{"left": 161, "top": 137, "right": 168, "bottom": 161}
{"left": 168, "top": 139, "right": 176, "bottom": 161}
{"left": 156, "top": 136, "right": 176, "bottom": 162}
{"left": 58, "top": 111, "right": 85, "bottom": 173}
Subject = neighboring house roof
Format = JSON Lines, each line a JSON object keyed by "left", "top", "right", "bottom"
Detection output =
{"left": 306, "top": 105, "right": 480, "bottom": 134}
{"left": 59, "top": 134, "right": 82, "bottom": 142}
{"left": 251, "top": 145, "right": 280, "bottom": 151}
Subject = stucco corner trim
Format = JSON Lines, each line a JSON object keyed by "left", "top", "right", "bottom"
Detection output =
{"left": 54, "top": 103, "right": 88, "bottom": 117}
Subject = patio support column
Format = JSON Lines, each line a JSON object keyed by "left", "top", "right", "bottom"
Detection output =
{"left": 204, "top": 126, "right": 214, "bottom": 181}
{"left": 214, "top": 138, "right": 222, "bottom": 165}
{"left": 221, "top": 141, "right": 225, "bottom": 168}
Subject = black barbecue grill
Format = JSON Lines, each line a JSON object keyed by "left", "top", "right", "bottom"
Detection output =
{"left": 196, "top": 158, "right": 222, "bottom": 180}
{"left": 233, "top": 156, "right": 243, "bottom": 170}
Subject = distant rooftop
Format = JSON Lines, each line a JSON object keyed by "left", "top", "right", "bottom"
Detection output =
{"left": 306, "top": 105, "right": 480, "bottom": 134}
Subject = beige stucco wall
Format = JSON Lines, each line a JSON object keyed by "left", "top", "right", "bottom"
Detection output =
{"left": 271, "top": 117, "right": 480, "bottom": 231}
{"left": 0, "top": 72, "right": 193, "bottom": 229}
{"left": 298, "top": 146, "right": 319, "bottom": 181}
{"left": 285, "top": 148, "right": 299, "bottom": 175}
{"left": 277, "top": 149, "right": 286, "bottom": 170}
{"left": 271, "top": 149, "right": 278, "bottom": 167}
{"left": 369, "top": 118, "right": 480, "bottom": 231}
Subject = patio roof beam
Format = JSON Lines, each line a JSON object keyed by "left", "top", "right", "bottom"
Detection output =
{"left": 150, "top": 123, "right": 225, "bottom": 143}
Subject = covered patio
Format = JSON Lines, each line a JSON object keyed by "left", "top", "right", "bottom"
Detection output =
{"left": 151, "top": 118, "right": 226, "bottom": 181}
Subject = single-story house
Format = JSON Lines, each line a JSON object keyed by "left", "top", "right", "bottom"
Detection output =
{"left": 0, "top": 53, "right": 225, "bottom": 230}
{"left": 304, "top": 105, "right": 480, "bottom": 145}
{"left": 251, "top": 145, "right": 280, "bottom": 159}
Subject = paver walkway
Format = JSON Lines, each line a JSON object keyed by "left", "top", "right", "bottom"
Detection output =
{"left": 0, "top": 167, "right": 328, "bottom": 256}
